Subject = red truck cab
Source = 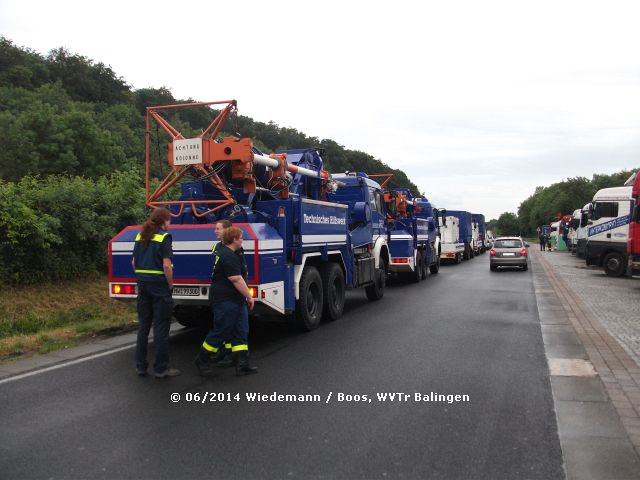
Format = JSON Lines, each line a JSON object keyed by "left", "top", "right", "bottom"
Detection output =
{"left": 628, "top": 171, "right": 640, "bottom": 276}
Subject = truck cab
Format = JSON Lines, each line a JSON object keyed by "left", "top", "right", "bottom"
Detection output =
{"left": 585, "top": 186, "right": 632, "bottom": 276}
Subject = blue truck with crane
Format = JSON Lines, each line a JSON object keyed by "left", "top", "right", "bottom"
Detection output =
{"left": 109, "top": 100, "right": 391, "bottom": 331}
{"left": 370, "top": 179, "right": 443, "bottom": 282}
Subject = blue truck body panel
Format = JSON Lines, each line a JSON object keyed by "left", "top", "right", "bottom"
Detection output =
{"left": 447, "top": 210, "right": 473, "bottom": 244}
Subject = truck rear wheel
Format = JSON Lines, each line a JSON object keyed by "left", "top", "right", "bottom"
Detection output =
{"left": 410, "top": 251, "right": 422, "bottom": 283}
{"left": 603, "top": 252, "right": 625, "bottom": 277}
{"left": 420, "top": 251, "right": 428, "bottom": 280}
{"left": 429, "top": 253, "right": 440, "bottom": 274}
{"left": 365, "top": 259, "right": 386, "bottom": 301}
{"left": 320, "top": 263, "right": 345, "bottom": 322}
{"left": 294, "top": 266, "right": 324, "bottom": 331}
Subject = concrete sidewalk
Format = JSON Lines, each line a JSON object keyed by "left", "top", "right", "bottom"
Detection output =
{"left": 530, "top": 246, "right": 640, "bottom": 479}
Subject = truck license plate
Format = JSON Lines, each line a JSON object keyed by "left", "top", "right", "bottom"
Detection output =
{"left": 172, "top": 287, "right": 200, "bottom": 296}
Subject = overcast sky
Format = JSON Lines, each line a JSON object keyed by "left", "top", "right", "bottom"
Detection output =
{"left": 2, "top": 0, "right": 639, "bottom": 219}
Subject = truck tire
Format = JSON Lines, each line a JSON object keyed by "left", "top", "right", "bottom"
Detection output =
{"left": 320, "top": 263, "right": 345, "bottom": 322}
{"left": 411, "top": 251, "right": 422, "bottom": 283}
{"left": 429, "top": 254, "right": 440, "bottom": 274}
{"left": 420, "top": 251, "right": 428, "bottom": 280}
{"left": 294, "top": 266, "right": 324, "bottom": 331}
{"left": 456, "top": 253, "right": 462, "bottom": 264}
{"left": 603, "top": 252, "right": 625, "bottom": 277}
{"left": 365, "top": 259, "right": 386, "bottom": 301}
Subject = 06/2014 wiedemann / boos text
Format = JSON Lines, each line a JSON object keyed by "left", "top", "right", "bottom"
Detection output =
{"left": 173, "top": 391, "right": 471, "bottom": 404}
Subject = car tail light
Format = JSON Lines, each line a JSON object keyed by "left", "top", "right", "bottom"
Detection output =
{"left": 490, "top": 249, "right": 496, "bottom": 256}
{"left": 521, "top": 248, "right": 527, "bottom": 256}
{"left": 446, "top": 253, "right": 455, "bottom": 257}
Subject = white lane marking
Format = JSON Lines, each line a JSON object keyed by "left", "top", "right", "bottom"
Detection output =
{"left": 0, "top": 344, "right": 136, "bottom": 385}
{"left": 0, "top": 330, "right": 186, "bottom": 385}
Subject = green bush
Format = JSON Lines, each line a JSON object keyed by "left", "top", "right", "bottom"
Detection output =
{"left": 0, "top": 170, "right": 145, "bottom": 284}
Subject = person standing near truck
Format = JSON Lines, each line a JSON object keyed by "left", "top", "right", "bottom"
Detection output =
{"left": 539, "top": 230, "right": 547, "bottom": 251}
{"left": 207, "top": 219, "right": 242, "bottom": 367}
{"left": 195, "top": 227, "right": 257, "bottom": 376}
{"left": 132, "top": 208, "right": 180, "bottom": 378}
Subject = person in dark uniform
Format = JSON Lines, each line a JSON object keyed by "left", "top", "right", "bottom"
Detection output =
{"left": 208, "top": 219, "right": 239, "bottom": 367}
{"left": 195, "top": 227, "right": 257, "bottom": 376}
{"left": 539, "top": 231, "right": 547, "bottom": 251}
{"left": 132, "top": 208, "right": 180, "bottom": 378}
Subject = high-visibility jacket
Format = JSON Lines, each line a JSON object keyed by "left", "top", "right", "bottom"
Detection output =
{"left": 133, "top": 230, "right": 172, "bottom": 282}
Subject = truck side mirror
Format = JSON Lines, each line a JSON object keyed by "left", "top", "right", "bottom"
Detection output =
{"left": 633, "top": 205, "right": 640, "bottom": 223}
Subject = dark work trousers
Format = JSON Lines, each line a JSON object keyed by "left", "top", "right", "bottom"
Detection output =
{"left": 136, "top": 281, "right": 173, "bottom": 374}
{"left": 540, "top": 240, "right": 546, "bottom": 251}
{"left": 203, "top": 301, "right": 249, "bottom": 353}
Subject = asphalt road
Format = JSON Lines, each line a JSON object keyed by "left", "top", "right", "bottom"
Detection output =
{"left": 0, "top": 255, "right": 564, "bottom": 480}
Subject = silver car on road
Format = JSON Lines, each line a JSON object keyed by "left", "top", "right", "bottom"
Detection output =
{"left": 490, "top": 237, "right": 529, "bottom": 271}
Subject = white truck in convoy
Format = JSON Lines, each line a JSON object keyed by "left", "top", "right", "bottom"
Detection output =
{"left": 575, "top": 203, "right": 591, "bottom": 258}
{"left": 585, "top": 186, "right": 633, "bottom": 276}
{"left": 439, "top": 216, "right": 465, "bottom": 263}
{"left": 568, "top": 208, "right": 581, "bottom": 254}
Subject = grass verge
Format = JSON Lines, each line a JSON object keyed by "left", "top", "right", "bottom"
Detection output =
{"left": 0, "top": 276, "right": 137, "bottom": 363}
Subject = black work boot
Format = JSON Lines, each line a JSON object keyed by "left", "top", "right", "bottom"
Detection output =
{"left": 194, "top": 347, "right": 214, "bottom": 376}
{"left": 234, "top": 351, "right": 258, "bottom": 376}
{"left": 216, "top": 349, "right": 235, "bottom": 368}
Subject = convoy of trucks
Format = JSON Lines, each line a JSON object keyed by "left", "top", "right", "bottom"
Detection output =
{"left": 108, "top": 100, "right": 487, "bottom": 331}
{"left": 536, "top": 170, "right": 640, "bottom": 279}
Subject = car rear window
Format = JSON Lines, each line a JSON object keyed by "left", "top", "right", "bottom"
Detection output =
{"left": 494, "top": 239, "right": 522, "bottom": 248}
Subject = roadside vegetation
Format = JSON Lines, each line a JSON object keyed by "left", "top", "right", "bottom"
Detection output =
{"left": 0, "top": 276, "right": 136, "bottom": 362}
{"left": 487, "top": 170, "right": 638, "bottom": 236}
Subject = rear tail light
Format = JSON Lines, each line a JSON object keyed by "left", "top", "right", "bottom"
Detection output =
{"left": 392, "top": 258, "right": 410, "bottom": 264}
{"left": 112, "top": 284, "right": 136, "bottom": 295}
{"left": 521, "top": 248, "right": 527, "bottom": 256}
{"left": 446, "top": 253, "right": 455, "bottom": 257}
{"left": 490, "top": 249, "right": 496, "bottom": 256}
{"left": 248, "top": 287, "right": 258, "bottom": 298}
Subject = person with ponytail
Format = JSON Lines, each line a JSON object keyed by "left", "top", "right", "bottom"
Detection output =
{"left": 131, "top": 208, "right": 180, "bottom": 378}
